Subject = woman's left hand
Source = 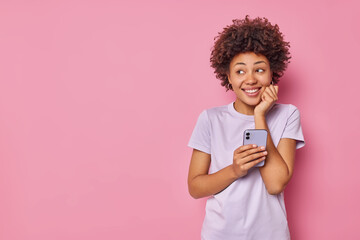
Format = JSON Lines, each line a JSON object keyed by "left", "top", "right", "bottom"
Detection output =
{"left": 254, "top": 84, "right": 279, "bottom": 117}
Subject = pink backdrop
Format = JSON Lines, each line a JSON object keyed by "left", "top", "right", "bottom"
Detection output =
{"left": 1, "top": 0, "right": 359, "bottom": 239}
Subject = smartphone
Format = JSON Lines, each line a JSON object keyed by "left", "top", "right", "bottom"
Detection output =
{"left": 243, "top": 129, "right": 268, "bottom": 167}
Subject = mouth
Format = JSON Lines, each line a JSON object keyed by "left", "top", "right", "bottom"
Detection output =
{"left": 241, "top": 87, "right": 261, "bottom": 97}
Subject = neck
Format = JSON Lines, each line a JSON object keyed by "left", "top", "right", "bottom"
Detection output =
{"left": 233, "top": 100, "right": 255, "bottom": 115}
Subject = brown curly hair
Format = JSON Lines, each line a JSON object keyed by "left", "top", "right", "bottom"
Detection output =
{"left": 210, "top": 15, "right": 291, "bottom": 91}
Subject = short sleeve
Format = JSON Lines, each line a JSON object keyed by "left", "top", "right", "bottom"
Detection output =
{"left": 187, "top": 110, "right": 211, "bottom": 154}
{"left": 281, "top": 105, "right": 305, "bottom": 149}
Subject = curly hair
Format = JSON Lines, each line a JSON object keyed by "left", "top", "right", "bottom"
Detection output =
{"left": 210, "top": 15, "right": 291, "bottom": 91}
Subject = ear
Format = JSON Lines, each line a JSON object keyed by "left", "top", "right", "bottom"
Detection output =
{"left": 227, "top": 73, "right": 231, "bottom": 84}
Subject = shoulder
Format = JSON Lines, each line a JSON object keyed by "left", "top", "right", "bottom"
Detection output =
{"left": 204, "top": 102, "right": 229, "bottom": 113}
{"left": 194, "top": 104, "right": 227, "bottom": 124}
{"left": 267, "top": 103, "right": 302, "bottom": 123}
{"left": 202, "top": 102, "right": 230, "bottom": 119}
{"left": 270, "top": 103, "right": 300, "bottom": 115}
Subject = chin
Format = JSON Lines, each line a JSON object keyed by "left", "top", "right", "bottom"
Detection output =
{"left": 239, "top": 96, "right": 261, "bottom": 106}
{"left": 247, "top": 101, "right": 261, "bottom": 106}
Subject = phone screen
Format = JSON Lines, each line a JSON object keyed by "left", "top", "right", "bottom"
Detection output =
{"left": 243, "top": 129, "right": 268, "bottom": 167}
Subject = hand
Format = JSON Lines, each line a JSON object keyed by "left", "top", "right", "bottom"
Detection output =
{"left": 254, "top": 84, "right": 278, "bottom": 117}
{"left": 232, "top": 144, "right": 268, "bottom": 178}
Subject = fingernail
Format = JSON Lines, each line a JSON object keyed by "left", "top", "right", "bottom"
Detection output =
{"left": 263, "top": 151, "right": 268, "bottom": 155}
{"left": 260, "top": 146, "right": 265, "bottom": 150}
{"left": 253, "top": 144, "right": 257, "bottom": 147}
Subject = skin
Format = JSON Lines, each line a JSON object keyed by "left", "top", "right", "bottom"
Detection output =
{"left": 188, "top": 52, "right": 297, "bottom": 198}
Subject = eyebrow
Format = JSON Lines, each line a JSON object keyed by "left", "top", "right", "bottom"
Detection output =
{"left": 234, "top": 61, "right": 267, "bottom": 66}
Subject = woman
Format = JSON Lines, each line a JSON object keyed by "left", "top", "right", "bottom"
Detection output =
{"left": 187, "top": 15, "right": 305, "bottom": 239}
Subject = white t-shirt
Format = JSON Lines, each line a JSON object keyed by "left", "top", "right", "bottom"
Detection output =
{"left": 187, "top": 101, "right": 305, "bottom": 240}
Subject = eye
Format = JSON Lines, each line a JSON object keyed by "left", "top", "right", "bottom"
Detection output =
{"left": 237, "top": 70, "right": 245, "bottom": 74}
{"left": 256, "top": 69, "right": 265, "bottom": 73}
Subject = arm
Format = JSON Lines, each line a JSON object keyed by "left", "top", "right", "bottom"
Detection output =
{"left": 188, "top": 145, "right": 267, "bottom": 199}
{"left": 255, "top": 115, "right": 297, "bottom": 195}
{"left": 187, "top": 149, "right": 237, "bottom": 199}
{"left": 254, "top": 84, "right": 297, "bottom": 195}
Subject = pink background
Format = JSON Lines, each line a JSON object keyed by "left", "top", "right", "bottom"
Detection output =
{"left": 0, "top": 0, "right": 359, "bottom": 239}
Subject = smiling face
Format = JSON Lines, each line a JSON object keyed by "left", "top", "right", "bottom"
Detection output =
{"left": 227, "top": 52, "right": 273, "bottom": 115}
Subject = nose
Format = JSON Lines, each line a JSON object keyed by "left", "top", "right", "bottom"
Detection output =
{"left": 243, "top": 72, "right": 257, "bottom": 85}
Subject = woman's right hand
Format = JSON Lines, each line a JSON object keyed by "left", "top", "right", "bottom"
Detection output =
{"left": 232, "top": 144, "right": 268, "bottom": 178}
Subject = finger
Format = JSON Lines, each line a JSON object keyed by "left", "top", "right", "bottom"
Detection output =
{"left": 274, "top": 85, "right": 279, "bottom": 95}
{"left": 261, "top": 91, "right": 266, "bottom": 101}
{"left": 268, "top": 85, "right": 277, "bottom": 96}
{"left": 242, "top": 146, "right": 266, "bottom": 156}
{"left": 261, "top": 90, "right": 274, "bottom": 102}
{"left": 260, "top": 87, "right": 270, "bottom": 101}
{"left": 265, "top": 87, "right": 277, "bottom": 101}
{"left": 266, "top": 86, "right": 277, "bottom": 100}
{"left": 269, "top": 85, "right": 278, "bottom": 100}
{"left": 241, "top": 151, "right": 268, "bottom": 164}
{"left": 240, "top": 156, "right": 266, "bottom": 171}
{"left": 236, "top": 149, "right": 267, "bottom": 165}
{"left": 236, "top": 146, "right": 266, "bottom": 160}
{"left": 235, "top": 144, "right": 257, "bottom": 154}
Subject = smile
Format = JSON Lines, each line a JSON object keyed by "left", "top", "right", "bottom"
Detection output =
{"left": 242, "top": 88, "right": 261, "bottom": 97}
{"left": 244, "top": 89, "right": 260, "bottom": 93}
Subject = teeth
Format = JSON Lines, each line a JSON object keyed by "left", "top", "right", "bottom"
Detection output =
{"left": 244, "top": 88, "right": 259, "bottom": 93}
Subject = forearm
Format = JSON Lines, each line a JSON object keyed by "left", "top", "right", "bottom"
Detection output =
{"left": 255, "top": 114, "right": 290, "bottom": 194}
{"left": 189, "top": 165, "right": 238, "bottom": 199}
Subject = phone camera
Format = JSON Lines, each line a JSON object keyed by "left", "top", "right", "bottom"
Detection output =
{"left": 246, "top": 132, "right": 250, "bottom": 136}
{"left": 246, "top": 137, "right": 250, "bottom": 140}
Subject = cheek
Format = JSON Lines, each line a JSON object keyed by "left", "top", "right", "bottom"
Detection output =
{"left": 232, "top": 78, "right": 244, "bottom": 87}
{"left": 259, "top": 76, "right": 272, "bottom": 85}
